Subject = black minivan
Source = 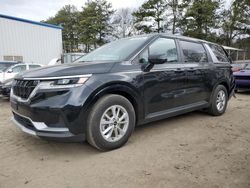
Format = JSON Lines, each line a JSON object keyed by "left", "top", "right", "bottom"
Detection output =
{"left": 10, "top": 34, "right": 235, "bottom": 150}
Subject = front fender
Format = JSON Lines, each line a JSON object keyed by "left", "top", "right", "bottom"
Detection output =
{"left": 85, "top": 82, "right": 144, "bottom": 123}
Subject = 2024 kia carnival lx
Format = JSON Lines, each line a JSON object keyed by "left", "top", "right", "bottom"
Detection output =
{"left": 10, "top": 34, "right": 235, "bottom": 151}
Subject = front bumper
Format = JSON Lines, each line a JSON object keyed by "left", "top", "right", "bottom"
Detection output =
{"left": 12, "top": 111, "right": 85, "bottom": 142}
{"left": 10, "top": 83, "right": 94, "bottom": 142}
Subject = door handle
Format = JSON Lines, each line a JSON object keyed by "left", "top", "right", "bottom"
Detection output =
{"left": 187, "top": 68, "right": 195, "bottom": 72}
{"left": 174, "top": 68, "right": 184, "bottom": 73}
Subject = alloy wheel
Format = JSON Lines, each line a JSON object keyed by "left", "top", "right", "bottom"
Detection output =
{"left": 216, "top": 90, "right": 226, "bottom": 112}
{"left": 100, "top": 105, "right": 129, "bottom": 142}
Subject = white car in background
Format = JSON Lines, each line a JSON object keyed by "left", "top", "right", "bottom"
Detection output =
{"left": 0, "top": 63, "right": 42, "bottom": 83}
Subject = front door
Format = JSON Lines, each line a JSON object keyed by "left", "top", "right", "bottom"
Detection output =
{"left": 139, "top": 37, "right": 188, "bottom": 119}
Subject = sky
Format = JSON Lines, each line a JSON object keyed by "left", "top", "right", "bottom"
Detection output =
{"left": 0, "top": 0, "right": 232, "bottom": 22}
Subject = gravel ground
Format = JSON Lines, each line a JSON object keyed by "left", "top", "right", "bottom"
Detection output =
{"left": 0, "top": 93, "right": 250, "bottom": 188}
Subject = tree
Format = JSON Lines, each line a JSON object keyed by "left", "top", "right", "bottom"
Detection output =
{"left": 180, "top": 0, "right": 221, "bottom": 40}
{"left": 111, "top": 8, "right": 136, "bottom": 38}
{"left": 133, "top": 0, "right": 167, "bottom": 34}
{"left": 45, "top": 5, "right": 79, "bottom": 53}
{"left": 235, "top": 37, "right": 250, "bottom": 59}
{"left": 166, "top": 0, "right": 190, "bottom": 34}
{"left": 219, "top": 0, "right": 250, "bottom": 46}
{"left": 78, "top": 0, "right": 114, "bottom": 52}
{"left": 78, "top": 1, "right": 98, "bottom": 52}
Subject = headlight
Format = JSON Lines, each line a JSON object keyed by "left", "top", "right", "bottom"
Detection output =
{"left": 39, "top": 75, "right": 91, "bottom": 90}
{"left": 52, "top": 77, "right": 89, "bottom": 86}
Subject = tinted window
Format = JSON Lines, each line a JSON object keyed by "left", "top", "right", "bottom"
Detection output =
{"left": 11, "top": 65, "right": 26, "bottom": 73}
{"left": 139, "top": 38, "right": 178, "bottom": 64}
{"left": 180, "top": 41, "right": 208, "bottom": 63}
{"left": 208, "top": 44, "right": 228, "bottom": 63}
{"left": 29, "top": 65, "right": 41, "bottom": 69}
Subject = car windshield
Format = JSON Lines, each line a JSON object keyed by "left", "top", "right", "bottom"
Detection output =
{"left": 75, "top": 36, "right": 150, "bottom": 62}
{"left": 0, "top": 64, "right": 14, "bottom": 72}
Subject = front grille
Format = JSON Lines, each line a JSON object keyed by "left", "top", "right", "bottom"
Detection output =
{"left": 13, "top": 80, "right": 39, "bottom": 99}
{"left": 13, "top": 112, "right": 35, "bottom": 130}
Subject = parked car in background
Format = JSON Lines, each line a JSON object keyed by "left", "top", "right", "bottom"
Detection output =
{"left": 0, "top": 64, "right": 42, "bottom": 97}
{"left": 47, "top": 53, "right": 87, "bottom": 66}
{"left": 231, "top": 63, "right": 248, "bottom": 72}
{"left": 63, "top": 53, "right": 86, "bottom": 64}
{"left": 10, "top": 34, "right": 235, "bottom": 151}
{"left": 0, "top": 61, "right": 19, "bottom": 72}
{"left": 234, "top": 63, "right": 250, "bottom": 92}
{"left": 0, "top": 63, "right": 42, "bottom": 84}
{"left": 48, "top": 58, "right": 61, "bottom": 66}
{"left": 0, "top": 78, "right": 13, "bottom": 97}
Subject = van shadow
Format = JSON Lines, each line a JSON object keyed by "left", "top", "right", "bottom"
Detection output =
{"left": 17, "top": 110, "right": 210, "bottom": 158}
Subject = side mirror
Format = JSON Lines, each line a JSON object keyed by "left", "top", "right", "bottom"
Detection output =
{"left": 141, "top": 55, "right": 168, "bottom": 72}
{"left": 7, "top": 69, "right": 13, "bottom": 73}
{"left": 148, "top": 54, "right": 167, "bottom": 64}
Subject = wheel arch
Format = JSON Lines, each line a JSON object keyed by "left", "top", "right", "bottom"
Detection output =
{"left": 84, "top": 82, "right": 143, "bottom": 125}
{"left": 216, "top": 80, "right": 230, "bottom": 96}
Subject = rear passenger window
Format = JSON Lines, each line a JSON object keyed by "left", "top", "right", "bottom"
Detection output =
{"left": 208, "top": 44, "right": 228, "bottom": 63}
{"left": 29, "top": 65, "right": 41, "bottom": 69}
{"left": 179, "top": 41, "right": 208, "bottom": 63}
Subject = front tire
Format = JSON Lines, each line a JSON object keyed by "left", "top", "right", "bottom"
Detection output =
{"left": 208, "top": 85, "right": 228, "bottom": 116}
{"left": 87, "top": 94, "right": 135, "bottom": 151}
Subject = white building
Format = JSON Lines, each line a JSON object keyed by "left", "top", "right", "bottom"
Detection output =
{"left": 0, "top": 14, "right": 63, "bottom": 65}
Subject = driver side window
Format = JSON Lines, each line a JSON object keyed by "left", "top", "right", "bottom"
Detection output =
{"left": 139, "top": 38, "right": 178, "bottom": 64}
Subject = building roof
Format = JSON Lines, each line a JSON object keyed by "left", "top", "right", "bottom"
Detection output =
{"left": 0, "top": 14, "right": 63, "bottom": 30}
{"left": 222, "top": 45, "right": 244, "bottom": 51}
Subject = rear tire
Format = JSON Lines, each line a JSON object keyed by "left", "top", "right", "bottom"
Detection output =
{"left": 208, "top": 85, "right": 228, "bottom": 116}
{"left": 87, "top": 94, "right": 135, "bottom": 151}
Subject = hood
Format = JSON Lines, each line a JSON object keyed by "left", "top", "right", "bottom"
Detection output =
{"left": 15, "top": 61, "right": 115, "bottom": 79}
{"left": 233, "top": 69, "right": 250, "bottom": 76}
